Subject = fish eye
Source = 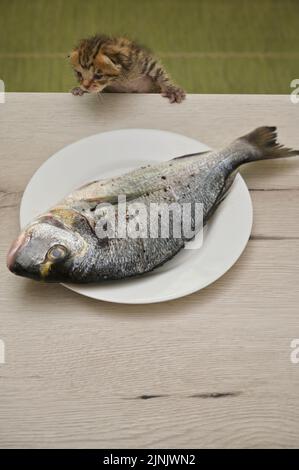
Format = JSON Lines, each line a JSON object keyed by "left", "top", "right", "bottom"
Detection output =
{"left": 94, "top": 72, "right": 103, "bottom": 80}
{"left": 47, "top": 245, "right": 68, "bottom": 262}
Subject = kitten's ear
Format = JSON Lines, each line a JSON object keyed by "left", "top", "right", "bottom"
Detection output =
{"left": 69, "top": 50, "right": 79, "bottom": 66}
{"left": 95, "top": 53, "right": 122, "bottom": 75}
{"left": 103, "top": 44, "right": 130, "bottom": 71}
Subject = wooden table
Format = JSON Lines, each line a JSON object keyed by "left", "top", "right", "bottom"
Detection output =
{"left": 0, "top": 93, "right": 299, "bottom": 449}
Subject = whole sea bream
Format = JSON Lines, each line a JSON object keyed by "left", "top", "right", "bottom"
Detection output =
{"left": 7, "top": 127, "right": 298, "bottom": 283}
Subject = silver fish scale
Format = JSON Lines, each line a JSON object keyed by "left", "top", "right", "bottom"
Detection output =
{"left": 63, "top": 148, "right": 238, "bottom": 280}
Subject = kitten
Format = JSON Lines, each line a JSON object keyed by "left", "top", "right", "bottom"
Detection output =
{"left": 70, "top": 35, "right": 185, "bottom": 103}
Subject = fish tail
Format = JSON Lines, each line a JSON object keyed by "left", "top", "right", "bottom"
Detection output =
{"left": 239, "top": 126, "right": 299, "bottom": 161}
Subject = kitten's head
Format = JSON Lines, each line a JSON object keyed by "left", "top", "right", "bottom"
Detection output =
{"left": 70, "top": 37, "right": 122, "bottom": 93}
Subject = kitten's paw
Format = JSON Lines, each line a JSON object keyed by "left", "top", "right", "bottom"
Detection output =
{"left": 71, "top": 87, "right": 85, "bottom": 96}
{"left": 162, "top": 87, "right": 186, "bottom": 103}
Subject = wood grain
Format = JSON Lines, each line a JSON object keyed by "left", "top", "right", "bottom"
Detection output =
{"left": 0, "top": 93, "right": 299, "bottom": 449}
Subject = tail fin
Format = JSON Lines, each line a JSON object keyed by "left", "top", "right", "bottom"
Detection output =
{"left": 240, "top": 126, "right": 299, "bottom": 160}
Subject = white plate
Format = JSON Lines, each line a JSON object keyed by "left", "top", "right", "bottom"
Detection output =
{"left": 20, "top": 129, "right": 253, "bottom": 304}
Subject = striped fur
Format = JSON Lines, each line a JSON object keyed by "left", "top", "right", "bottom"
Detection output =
{"left": 70, "top": 35, "right": 185, "bottom": 103}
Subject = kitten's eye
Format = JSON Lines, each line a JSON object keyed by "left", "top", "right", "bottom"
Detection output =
{"left": 47, "top": 245, "right": 68, "bottom": 262}
{"left": 75, "top": 70, "right": 82, "bottom": 79}
{"left": 94, "top": 72, "right": 103, "bottom": 80}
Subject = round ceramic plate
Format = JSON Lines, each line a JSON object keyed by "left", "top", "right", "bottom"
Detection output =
{"left": 20, "top": 129, "right": 253, "bottom": 304}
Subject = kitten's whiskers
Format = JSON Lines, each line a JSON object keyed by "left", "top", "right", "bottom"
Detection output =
{"left": 97, "top": 92, "right": 104, "bottom": 103}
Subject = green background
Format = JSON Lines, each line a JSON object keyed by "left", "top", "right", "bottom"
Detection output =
{"left": 0, "top": 0, "right": 298, "bottom": 93}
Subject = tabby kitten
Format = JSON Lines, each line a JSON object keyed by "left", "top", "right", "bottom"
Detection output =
{"left": 70, "top": 35, "right": 185, "bottom": 103}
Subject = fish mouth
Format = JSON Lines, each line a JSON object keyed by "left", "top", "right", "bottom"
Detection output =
{"left": 7, "top": 231, "right": 29, "bottom": 273}
{"left": 7, "top": 231, "right": 44, "bottom": 280}
{"left": 6, "top": 214, "right": 54, "bottom": 271}
{"left": 7, "top": 210, "right": 90, "bottom": 280}
{"left": 6, "top": 213, "right": 68, "bottom": 276}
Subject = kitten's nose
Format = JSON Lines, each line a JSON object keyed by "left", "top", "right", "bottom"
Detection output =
{"left": 82, "top": 80, "right": 91, "bottom": 89}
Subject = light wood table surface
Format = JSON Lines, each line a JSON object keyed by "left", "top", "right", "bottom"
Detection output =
{"left": 0, "top": 93, "right": 299, "bottom": 449}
